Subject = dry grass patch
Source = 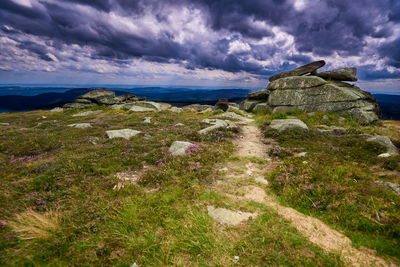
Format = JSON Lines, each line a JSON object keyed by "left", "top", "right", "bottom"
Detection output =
{"left": 8, "top": 209, "right": 61, "bottom": 240}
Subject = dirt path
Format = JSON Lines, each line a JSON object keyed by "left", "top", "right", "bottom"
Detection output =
{"left": 214, "top": 120, "right": 394, "bottom": 267}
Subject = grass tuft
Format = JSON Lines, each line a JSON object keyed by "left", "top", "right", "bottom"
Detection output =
{"left": 8, "top": 209, "right": 61, "bottom": 240}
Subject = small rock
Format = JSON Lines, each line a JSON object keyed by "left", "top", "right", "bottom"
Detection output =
{"left": 169, "top": 141, "right": 200, "bottom": 156}
{"left": 338, "top": 117, "right": 346, "bottom": 122}
{"left": 255, "top": 177, "right": 269, "bottom": 185}
{"left": 378, "top": 153, "right": 391, "bottom": 158}
{"left": 144, "top": 134, "right": 152, "bottom": 139}
{"left": 287, "top": 116, "right": 297, "bottom": 119}
{"left": 367, "top": 135, "right": 399, "bottom": 156}
{"left": 174, "top": 123, "right": 185, "bottom": 127}
{"left": 207, "top": 206, "right": 257, "bottom": 225}
{"left": 106, "top": 129, "right": 142, "bottom": 140}
{"left": 322, "top": 115, "right": 329, "bottom": 120}
{"left": 296, "top": 152, "right": 307, "bottom": 157}
{"left": 269, "top": 119, "right": 309, "bottom": 132}
{"left": 50, "top": 107, "right": 63, "bottom": 112}
{"left": 219, "top": 167, "right": 229, "bottom": 172}
{"left": 143, "top": 117, "right": 152, "bottom": 123}
{"left": 374, "top": 181, "right": 400, "bottom": 195}
{"left": 307, "top": 112, "right": 315, "bottom": 116}
{"left": 41, "top": 116, "right": 47, "bottom": 119}
{"left": 0, "top": 122, "right": 10, "bottom": 126}
{"left": 198, "top": 119, "right": 237, "bottom": 134}
{"left": 68, "top": 123, "right": 92, "bottom": 129}
{"left": 233, "top": 256, "right": 240, "bottom": 261}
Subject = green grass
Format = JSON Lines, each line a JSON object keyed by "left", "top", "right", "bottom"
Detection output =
{"left": 0, "top": 108, "right": 344, "bottom": 266}
{"left": 259, "top": 111, "right": 400, "bottom": 263}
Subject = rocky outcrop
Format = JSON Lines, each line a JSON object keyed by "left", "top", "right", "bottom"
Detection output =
{"left": 240, "top": 61, "right": 379, "bottom": 124}
{"left": 64, "top": 89, "right": 146, "bottom": 109}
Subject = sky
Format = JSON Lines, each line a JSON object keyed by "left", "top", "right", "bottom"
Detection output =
{"left": 0, "top": 0, "right": 400, "bottom": 93}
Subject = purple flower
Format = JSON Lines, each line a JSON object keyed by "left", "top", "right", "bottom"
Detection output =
{"left": 185, "top": 143, "right": 201, "bottom": 154}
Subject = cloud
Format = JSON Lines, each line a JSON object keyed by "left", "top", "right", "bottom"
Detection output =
{"left": 0, "top": 0, "right": 399, "bottom": 86}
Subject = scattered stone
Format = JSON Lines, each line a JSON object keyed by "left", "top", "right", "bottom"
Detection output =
{"left": 307, "top": 112, "right": 315, "bottom": 116}
{"left": 68, "top": 123, "right": 92, "bottom": 129}
{"left": 322, "top": 115, "right": 329, "bottom": 120}
{"left": 269, "top": 60, "right": 326, "bottom": 82}
{"left": 50, "top": 107, "right": 64, "bottom": 112}
{"left": 269, "top": 119, "right": 309, "bottom": 132}
{"left": 296, "top": 152, "right": 308, "bottom": 157}
{"left": 378, "top": 153, "right": 391, "bottom": 158}
{"left": 129, "top": 105, "right": 155, "bottom": 112}
{"left": 374, "top": 181, "right": 400, "bottom": 195}
{"left": 316, "top": 67, "right": 357, "bottom": 81}
{"left": 106, "top": 129, "right": 142, "bottom": 140}
{"left": 198, "top": 119, "right": 236, "bottom": 134}
{"left": 216, "top": 112, "right": 249, "bottom": 121}
{"left": 219, "top": 167, "right": 229, "bottom": 172}
{"left": 182, "top": 104, "right": 213, "bottom": 112}
{"left": 143, "top": 117, "right": 152, "bottom": 123}
{"left": 170, "top": 106, "right": 182, "bottom": 113}
{"left": 366, "top": 135, "right": 399, "bottom": 156}
{"left": 338, "top": 116, "right": 346, "bottom": 122}
{"left": 136, "top": 101, "right": 171, "bottom": 111}
{"left": 0, "top": 122, "right": 10, "bottom": 126}
{"left": 315, "top": 125, "right": 347, "bottom": 135}
{"left": 207, "top": 205, "right": 257, "bottom": 226}
{"left": 72, "top": 110, "right": 98, "bottom": 117}
{"left": 233, "top": 256, "right": 240, "bottom": 261}
{"left": 255, "top": 177, "right": 269, "bottom": 185}
{"left": 227, "top": 105, "right": 240, "bottom": 111}
{"left": 41, "top": 116, "right": 47, "bottom": 119}
{"left": 174, "top": 123, "right": 185, "bottom": 127}
{"left": 144, "top": 134, "right": 152, "bottom": 139}
{"left": 169, "top": 141, "right": 199, "bottom": 156}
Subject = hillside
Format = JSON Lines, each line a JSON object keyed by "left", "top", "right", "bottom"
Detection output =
{"left": 0, "top": 105, "right": 399, "bottom": 266}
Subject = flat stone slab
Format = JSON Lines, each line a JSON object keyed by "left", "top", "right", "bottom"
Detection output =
{"left": 129, "top": 105, "right": 155, "bottom": 112}
{"left": 106, "top": 129, "right": 142, "bottom": 140}
{"left": 268, "top": 76, "right": 327, "bottom": 90}
{"left": 316, "top": 67, "right": 357, "bottom": 81}
{"left": 270, "top": 119, "right": 309, "bottom": 132}
{"left": 68, "top": 123, "right": 92, "bottom": 129}
{"left": 269, "top": 60, "right": 326, "bottom": 82}
{"left": 207, "top": 206, "right": 257, "bottom": 225}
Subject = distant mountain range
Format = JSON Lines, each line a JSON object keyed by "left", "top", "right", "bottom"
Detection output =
{"left": 0, "top": 87, "right": 399, "bottom": 120}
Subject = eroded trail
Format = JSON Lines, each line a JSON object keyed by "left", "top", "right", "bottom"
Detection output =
{"left": 214, "top": 120, "right": 393, "bottom": 267}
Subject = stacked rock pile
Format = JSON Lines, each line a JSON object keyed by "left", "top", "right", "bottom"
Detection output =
{"left": 240, "top": 60, "right": 379, "bottom": 124}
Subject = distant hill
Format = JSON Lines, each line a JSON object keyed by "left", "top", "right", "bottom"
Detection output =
{"left": 373, "top": 94, "right": 400, "bottom": 120}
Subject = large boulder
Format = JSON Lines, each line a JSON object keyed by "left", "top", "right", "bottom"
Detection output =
{"left": 239, "top": 100, "right": 262, "bottom": 112}
{"left": 316, "top": 67, "right": 357, "bottom": 81}
{"left": 269, "top": 60, "right": 326, "bottom": 82}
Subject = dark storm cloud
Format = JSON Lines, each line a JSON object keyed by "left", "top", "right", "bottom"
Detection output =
{"left": 0, "top": 0, "right": 399, "bottom": 78}
{"left": 379, "top": 37, "right": 400, "bottom": 68}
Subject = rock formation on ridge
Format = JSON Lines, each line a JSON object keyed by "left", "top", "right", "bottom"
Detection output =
{"left": 240, "top": 60, "right": 379, "bottom": 124}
